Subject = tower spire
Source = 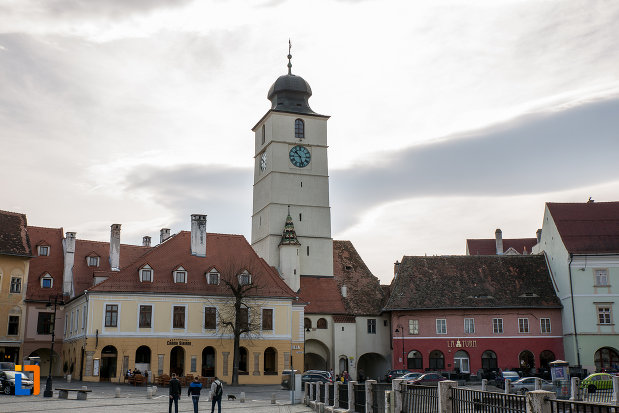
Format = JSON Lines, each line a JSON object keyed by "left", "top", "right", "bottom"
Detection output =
{"left": 279, "top": 207, "right": 300, "bottom": 246}
{"left": 287, "top": 39, "right": 292, "bottom": 75}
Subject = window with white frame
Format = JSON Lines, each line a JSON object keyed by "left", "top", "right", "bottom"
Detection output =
{"left": 174, "top": 268, "right": 187, "bottom": 283}
{"left": 597, "top": 305, "right": 612, "bottom": 325}
{"left": 10, "top": 277, "right": 21, "bottom": 293}
{"left": 88, "top": 256, "right": 99, "bottom": 267}
{"left": 206, "top": 269, "right": 220, "bottom": 285}
{"left": 540, "top": 318, "right": 551, "bottom": 333}
{"left": 205, "top": 307, "right": 217, "bottom": 329}
{"left": 139, "top": 265, "right": 153, "bottom": 282}
{"left": 595, "top": 269, "right": 609, "bottom": 286}
{"left": 436, "top": 319, "right": 447, "bottom": 334}
{"left": 38, "top": 245, "right": 49, "bottom": 256}
{"left": 105, "top": 304, "right": 118, "bottom": 327}
{"left": 41, "top": 274, "right": 53, "bottom": 288}
{"left": 464, "top": 318, "right": 475, "bottom": 334}
{"left": 238, "top": 271, "right": 251, "bottom": 286}
{"left": 173, "top": 306, "right": 185, "bottom": 328}
{"left": 492, "top": 318, "right": 503, "bottom": 334}
{"left": 518, "top": 318, "right": 529, "bottom": 333}
{"left": 409, "top": 319, "right": 419, "bottom": 335}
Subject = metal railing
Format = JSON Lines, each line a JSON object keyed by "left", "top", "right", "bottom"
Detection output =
{"left": 372, "top": 383, "right": 392, "bottom": 412}
{"left": 583, "top": 388, "right": 615, "bottom": 404}
{"left": 319, "top": 383, "right": 325, "bottom": 401}
{"left": 402, "top": 384, "right": 439, "bottom": 413}
{"left": 328, "top": 383, "right": 334, "bottom": 406}
{"left": 549, "top": 398, "right": 619, "bottom": 413}
{"left": 339, "top": 383, "right": 349, "bottom": 409}
{"left": 354, "top": 383, "right": 366, "bottom": 413}
{"left": 451, "top": 387, "right": 526, "bottom": 413}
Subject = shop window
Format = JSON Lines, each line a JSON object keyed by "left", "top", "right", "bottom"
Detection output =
{"left": 429, "top": 350, "right": 444, "bottom": 370}
{"left": 407, "top": 350, "right": 423, "bottom": 370}
{"left": 481, "top": 350, "right": 498, "bottom": 370}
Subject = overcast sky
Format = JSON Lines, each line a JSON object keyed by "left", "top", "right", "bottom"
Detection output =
{"left": 1, "top": 0, "right": 618, "bottom": 283}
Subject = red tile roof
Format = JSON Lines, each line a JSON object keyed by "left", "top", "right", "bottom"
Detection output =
{"left": 333, "top": 315, "right": 356, "bottom": 323}
{"left": 466, "top": 238, "right": 537, "bottom": 255}
{"left": 298, "top": 276, "right": 347, "bottom": 314}
{"left": 88, "top": 231, "right": 297, "bottom": 299}
{"left": 26, "top": 226, "right": 65, "bottom": 301}
{"left": 0, "top": 210, "right": 32, "bottom": 257}
{"left": 547, "top": 202, "right": 619, "bottom": 254}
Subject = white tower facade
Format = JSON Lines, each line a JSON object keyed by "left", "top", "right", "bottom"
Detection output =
{"left": 251, "top": 58, "right": 333, "bottom": 288}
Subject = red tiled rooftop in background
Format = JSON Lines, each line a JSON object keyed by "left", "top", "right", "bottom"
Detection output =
{"left": 548, "top": 201, "right": 619, "bottom": 254}
{"left": 0, "top": 210, "right": 31, "bottom": 257}
{"left": 466, "top": 238, "right": 537, "bottom": 255}
{"left": 298, "top": 276, "right": 346, "bottom": 314}
{"left": 26, "top": 226, "right": 65, "bottom": 301}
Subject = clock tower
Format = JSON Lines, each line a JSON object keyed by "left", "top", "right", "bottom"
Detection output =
{"left": 251, "top": 52, "right": 333, "bottom": 291}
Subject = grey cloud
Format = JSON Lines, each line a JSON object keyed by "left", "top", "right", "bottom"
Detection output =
{"left": 330, "top": 96, "right": 619, "bottom": 231}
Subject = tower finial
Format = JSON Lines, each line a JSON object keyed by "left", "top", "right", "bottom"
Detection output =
{"left": 287, "top": 39, "right": 292, "bottom": 75}
{"left": 287, "top": 205, "right": 291, "bottom": 216}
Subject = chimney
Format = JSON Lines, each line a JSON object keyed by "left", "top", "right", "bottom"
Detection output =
{"left": 142, "top": 236, "right": 151, "bottom": 247}
{"left": 536, "top": 228, "right": 542, "bottom": 244}
{"left": 495, "top": 228, "right": 503, "bottom": 255}
{"left": 394, "top": 260, "right": 400, "bottom": 276}
{"left": 110, "top": 224, "right": 121, "bottom": 271}
{"left": 160, "top": 228, "right": 171, "bottom": 243}
{"left": 63, "top": 232, "right": 76, "bottom": 296}
{"left": 190, "top": 214, "right": 207, "bottom": 257}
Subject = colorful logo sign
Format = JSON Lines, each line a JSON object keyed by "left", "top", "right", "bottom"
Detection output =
{"left": 15, "top": 365, "right": 40, "bottom": 395}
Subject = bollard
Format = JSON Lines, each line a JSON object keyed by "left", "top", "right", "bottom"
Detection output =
{"left": 115, "top": 387, "right": 121, "bottom": 398}
{"left": 333, "top": 382, "right": 339, "bottom": 408}
{"left": 67, "top": 374, "right": 72, "bottom": 383}
{"left": 271, "top": 393, "right": 276, "bottom": 404}
{"left": 570, "top": 377, "right": 580, "bottom": 401}
{"left": 481, "top": 379, "right": 488, "bottom": 392}
{"left": 535, "top": 377, "right": 542, "bottom": 390}
{"left": 505, "top": 380, "right": 512, "bottom": 395}
{"left": 152, "top": 385, "right": 157, "bottom": 396}
{"left": 365, "top": 380, "right": 376, "bottom": 413}
{"left": 146, "top": 386, "right": 153, "bottom": 399}
{"left": 240, "top": 391, "right": 246, "bottom": 403}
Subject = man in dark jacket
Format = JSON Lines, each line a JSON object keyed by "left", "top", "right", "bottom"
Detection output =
{"left": 169, "top": 373, "right": 181, "bottom": 413}
{"left": 187, "top": 376, "right": 203, "bottom": 413}
{"left": 210, "top": 376, "right": 223, "bottom": 413}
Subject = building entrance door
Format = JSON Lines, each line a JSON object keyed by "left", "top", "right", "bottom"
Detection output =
{"left": 454, "top": 350, "right": 470, "bottom": 373}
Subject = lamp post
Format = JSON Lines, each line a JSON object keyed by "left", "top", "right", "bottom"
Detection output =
{"left": 43, "top": 294, "right": 64, "bottom": 398}
{"left": 394, "top": 325, "right": 405, "bottom": 369}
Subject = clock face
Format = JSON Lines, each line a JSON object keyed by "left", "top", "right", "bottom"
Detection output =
{"left": 260, "top": 152, "right": 267, "bottom": 171}
{"left": 289, "top": 145, "right": 311, "bottom": 168}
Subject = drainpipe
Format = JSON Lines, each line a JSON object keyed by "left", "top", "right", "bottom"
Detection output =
{"left": 568, "top": 254, "right": 581, "bottom": 366}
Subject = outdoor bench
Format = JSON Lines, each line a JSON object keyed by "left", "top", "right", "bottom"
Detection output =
{"left": 55, "top": 387, "right": 92, "bottom": 400}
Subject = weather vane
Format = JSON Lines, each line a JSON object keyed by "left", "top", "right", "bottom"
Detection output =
{"left": 288, "top": 39, "right": 292, "bottom": 75}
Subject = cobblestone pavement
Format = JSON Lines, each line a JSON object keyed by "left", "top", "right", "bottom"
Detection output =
{"left": 0, "top": 379, "right": 312, "bottom": 413}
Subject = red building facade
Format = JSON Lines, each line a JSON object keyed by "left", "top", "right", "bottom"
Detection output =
{"left": 385, "top": 255, "right": 564, "bottom": 377}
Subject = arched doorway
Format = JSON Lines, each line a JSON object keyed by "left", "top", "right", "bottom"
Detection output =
{"left": 454, "top": 350, "right": 470, "bottom": 374}
{"left": 407, "top": 350, "right": 423, "bottom": 370}
{"left": 202, "top": 347, "right": 216, "bottom": 377}
{"left": 264, "top": 347, "right": 277, "bottom": 375}
{"left": 519, "top": 350, "right": 535, "bottom": 374}
{"left": 305, "top": 339, "right": 329, "bottom": 371}
{"left": 539, "top": 350, "right": 555, "bottom": 370}
{"left": 29, "top": 349, "right": 61, "bottom": 377}
{"left": 135, "top": 345, "right": 151, "bottom": 372}
{"left": 100, "top": 345, "right": 118, "bottom": 381}
{"left": 429, "top": 350, "right": 444, "bottom": 370}
{"left": 481, "top": 350, "right": 498, "bottom": 370}
{"left": 170, "top": 346, "right": 185, "bottom": 377}
{"left": 358, "top": 353, "right": 389, "bottom": 381}
{"left": 238, "top": 347, "right": 248, "bottom": 374}
{"left": 338, "top": 356, "right": 349, "bottom": 374}
{"left": 594, "top": 347, "right": 619, "bottom": 371}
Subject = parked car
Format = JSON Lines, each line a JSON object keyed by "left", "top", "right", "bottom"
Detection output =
{"left": 0, "top": 363, "right": 15, "bottom": 373}
{"left": 496, "top": 371, "right": 520, "bottom": 389}
{"left": 580, "top": 373, "right": 614, "bottom": 393}
{"left": 385, "top": 369, "right": 410, "bottom": 382}
{"left": 301, "top": 371, "right": 333, "bottom": 386}
{"left": 509, "top": 377, "right": 554, "bottom": 394}
{"left": 0, "top": 371, "right": 34, "bottom": 395}
{"left": 398, "top": 372, "right": 424, "bottom": 383}
{"left": 409, "top": 373, "right": 446, "bottom": 386}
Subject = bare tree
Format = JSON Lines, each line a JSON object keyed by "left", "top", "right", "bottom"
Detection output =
{"left": 215, "top": 257, "right": 264, "bottom": 385}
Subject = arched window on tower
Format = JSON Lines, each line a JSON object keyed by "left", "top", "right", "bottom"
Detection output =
{"left": 317, "top": 318, "right": 327, "bottom": 329}
{"left": 295, "top": 119, "right": 304, "bottom": 139}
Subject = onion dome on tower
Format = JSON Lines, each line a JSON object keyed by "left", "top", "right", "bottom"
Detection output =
{"left": 267, "top": 44, "right": 317, "bottom": 115}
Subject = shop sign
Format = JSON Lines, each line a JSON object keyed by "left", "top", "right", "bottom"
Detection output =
{"left": 446, "top": 339, "right": 477, "bottom": 348}
{"left": 167, "top": 339, "right": 191, "bottom": 346}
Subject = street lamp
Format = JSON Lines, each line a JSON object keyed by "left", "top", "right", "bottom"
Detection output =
{"left": 43, "top": 294, "right": 64, "bottom": 398}
{"left": 394, "top": 325, "right": 405, "bottom": 369}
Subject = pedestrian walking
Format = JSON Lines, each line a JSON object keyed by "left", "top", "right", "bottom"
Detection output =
{"left": 187, "top": 376, "right": 202, "bottom": 413}
{"left": 169, "top": 373, "right": 182, "bottom": 413}
{"left": 210, "top": 376, "right": 223, "bottom": 413}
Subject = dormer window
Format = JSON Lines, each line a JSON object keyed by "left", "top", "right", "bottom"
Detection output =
{"left": 238, "top": 270, "right": 251, "bottom": 286}
{"left": 88, "top": 256, "right": 100, "bottom": 267}
{"left": 38, "top": 246, "right": 49, "bottom": 256}
{"left": 206, "top": 269, "right": 220, "bottom": 285}
{"left": 294, "top": 119, "right": 304, "bottom": 139}
{"left": 174, "top": 268, "right": 187, "bottom": 283}
{"left": 140, "top": 265, "right": 153, "bottom": 282}
{"left": 41, "top": 274, "right": 53, "bottom": 289}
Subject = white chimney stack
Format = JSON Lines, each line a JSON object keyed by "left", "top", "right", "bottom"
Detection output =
{"left": 536, "top": 228, "right": 542, "bottom": 244}
{"left": 143, "top": 236, "right": 151, "bottom": 247}
{"left": 190, "top": 214, "right": 207, "bottom": 257}
{"left": 495, "top": 228, "right": 503, "bottom": 255}
{"left": 160, "top": 228, "right": 171, "bottom": 243}
{"left": 110, "top": 224, "right": 121, "bottom": 271}
{"left": 63, "top": 232, "right": 76, "bottom": 296}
